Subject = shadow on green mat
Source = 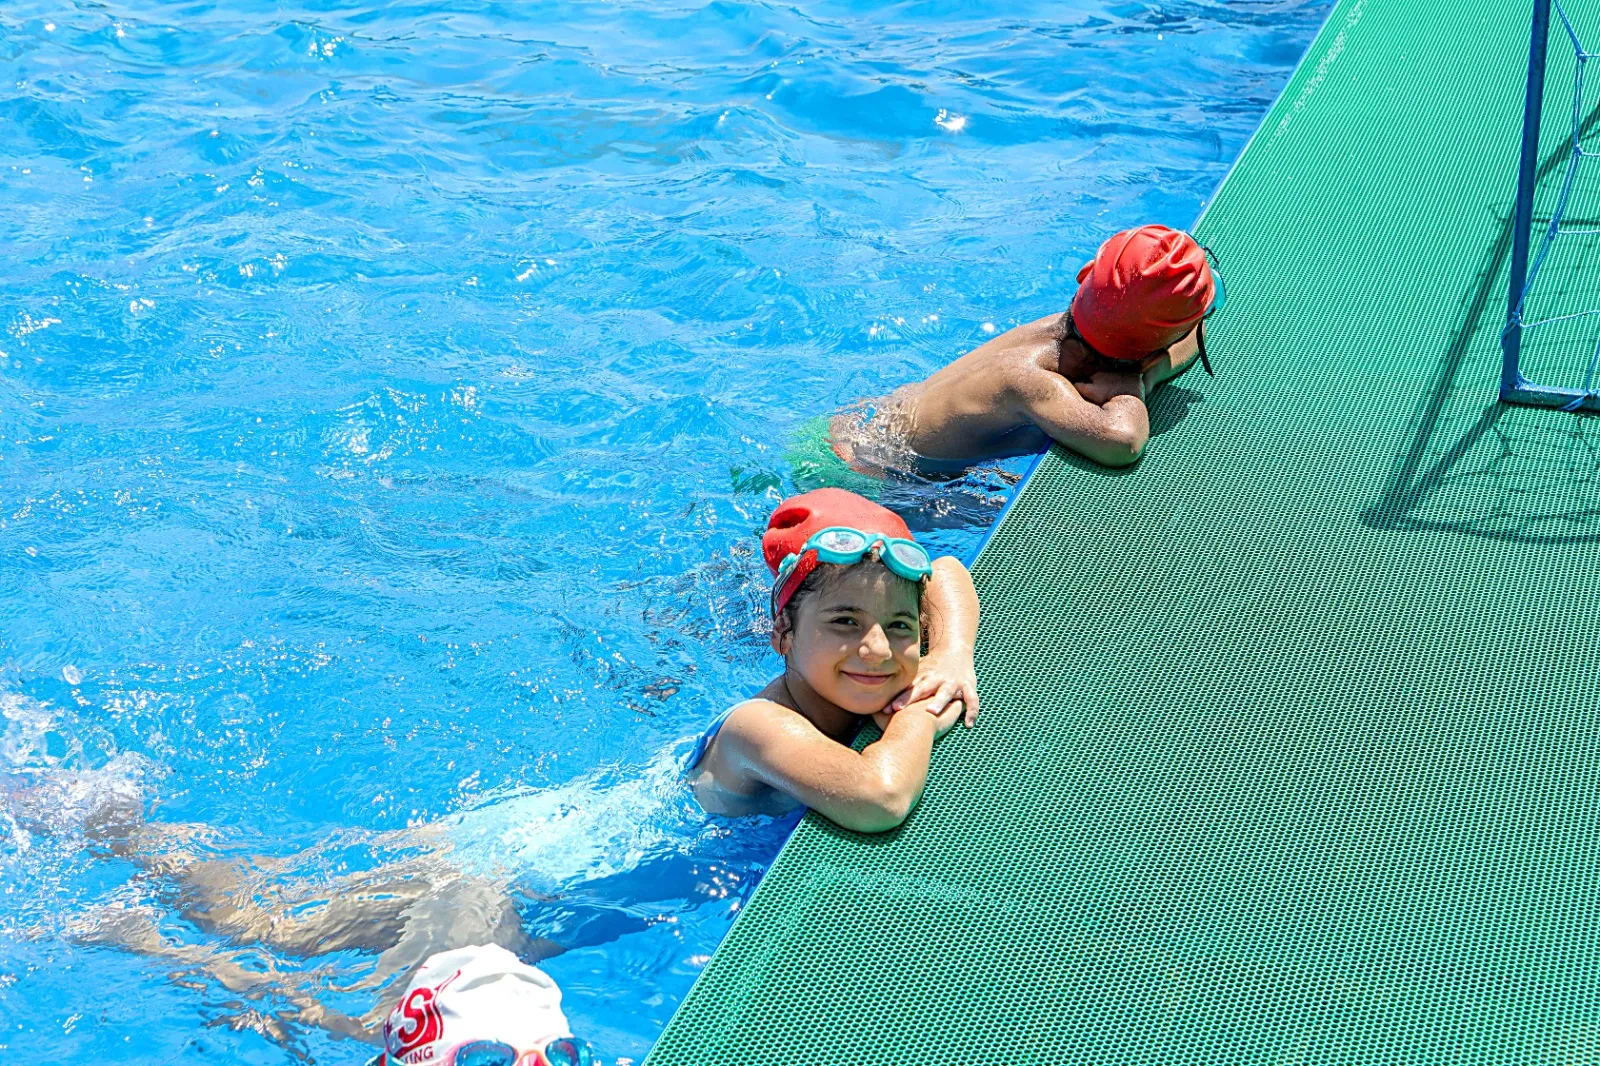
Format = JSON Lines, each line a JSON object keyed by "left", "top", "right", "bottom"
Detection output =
{"left": 1366, "top": 104, "right": 1600, "bottom": 544}
{"left": 1150, "top": 385, "right": 1204, "bottom": 440}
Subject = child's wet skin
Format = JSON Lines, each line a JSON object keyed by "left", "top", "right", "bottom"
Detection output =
{"left": 686, "top": 489, "right": 980, "bottom": 832}
{"left": 823, "top": 225, "right": 1216, "bottom": 475}
{"left": 781, "top": 566, "right": 922, "bottom": 716}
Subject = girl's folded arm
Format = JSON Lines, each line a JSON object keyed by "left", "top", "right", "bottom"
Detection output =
{"left": 1018, "top": 372, "right": 1148, "bottom": 467}
{"left": 897, "top": 556, "right": 982, "bottom": 724}
{"left": 924, "top": 556, "right": 979, "bottom": 657}
{"left": 721, "top": 700, "right": 943, "bottom": 833}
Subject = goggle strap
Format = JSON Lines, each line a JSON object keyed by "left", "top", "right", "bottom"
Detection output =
{"left": 1200, "top": 241, "right": 1227, "bottom": 319}
{"left": 1063, "top": 310, "right": 1105, "bottom": 361}
{"left": 772, "top": 562, "right": 806, "bottom": 618}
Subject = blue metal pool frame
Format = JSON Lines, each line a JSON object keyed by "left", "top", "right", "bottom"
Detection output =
{"left": 1500, "top": 0, "right": 1600, "bottom": 412}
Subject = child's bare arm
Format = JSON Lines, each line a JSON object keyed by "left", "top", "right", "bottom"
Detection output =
{"left": 891, "top": 556, "right": 981, "bottom": 725}
{"left": 1140, "top": 328, "right": 1202, "bottom": 394}
{"left": 1019, "top": 373, "right": 1149, "bottom": 467}
{"left": 722, "top": 698, "right": 962, "bottom": 833}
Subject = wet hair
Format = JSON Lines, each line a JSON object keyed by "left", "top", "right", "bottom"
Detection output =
{"left": 1058, "top": 311, "right": 1145, "bottom": 375}
{"left": 1060, "top": 309, "right": 1211, "bottom": 379}
{"left": 777, "top": 548, "right": 926, "bottom": 643}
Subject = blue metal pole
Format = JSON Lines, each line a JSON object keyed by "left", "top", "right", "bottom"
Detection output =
{"left": 1502, "top": 0, "right": 1554, "bottom": 399}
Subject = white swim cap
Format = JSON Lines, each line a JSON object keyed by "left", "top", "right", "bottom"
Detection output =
{"left": 382, "top": 944, "right": 573, "bottom": 1064}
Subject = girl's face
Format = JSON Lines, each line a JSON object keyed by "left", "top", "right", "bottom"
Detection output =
{"left": 777, "top": 563, "right": 921, "bottom": 715}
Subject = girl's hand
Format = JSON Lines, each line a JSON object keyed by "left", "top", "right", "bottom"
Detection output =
{"left": 889, "top": 647, "right": 980, "bottom": 727}
{"left": 875, "top": 695, "right": 965, "bottom": 739}
{"left": 928, "top": 696, "right": 965, "bottom": 739}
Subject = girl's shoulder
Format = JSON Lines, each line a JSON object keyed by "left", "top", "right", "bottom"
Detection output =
{"left": 687, "top": 698, "right": 799, "bottom": 787}
{"left": 691, "top": 697, "right": 786, "bottom": 762}
{"left": 719, "top": 696, "right": 791, "bottom": 732}
{"left": 718, "top": 696, "right": 824, "bottom": 750}
{"left": 720, "top": 676, "right": 798, "bottom": 729}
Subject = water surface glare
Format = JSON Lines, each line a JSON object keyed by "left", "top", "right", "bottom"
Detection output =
{"left": 1, "top": 1, "right": 1329, "bottom": 1061}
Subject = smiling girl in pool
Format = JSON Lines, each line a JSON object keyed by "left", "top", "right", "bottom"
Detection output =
{"left": 686, "top": 488, "right": 980, "bottom": 833}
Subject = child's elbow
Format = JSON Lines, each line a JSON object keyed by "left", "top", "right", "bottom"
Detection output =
{"left": 847, "top": 780, "right": 916, "bottom": 833}
{"left": 845, "top": 803, "right": 912, "bottom": 835}
{"left": 1106, "top": 441, "right": 1144, "bottom": 467}
{"left": 871, "top": 792, "right": 916, "bottom": 832}
{"left": 1100, "top": 421, "right": 1146, "bottom": 466}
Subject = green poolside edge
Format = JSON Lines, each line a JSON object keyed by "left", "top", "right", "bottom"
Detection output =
{"left": 646, "top": 0, "right": 1600, "bottom": 1060}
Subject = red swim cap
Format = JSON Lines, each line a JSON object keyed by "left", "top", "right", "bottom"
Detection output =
{"left": 1070, "top": 225, "right": 1215, "bottom": 362}
{"left": 763, "top": 488, "right": 915, "bottom": 617}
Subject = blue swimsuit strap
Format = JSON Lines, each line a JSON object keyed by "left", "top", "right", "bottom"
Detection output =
{"left": 685, "top": 707, "right": 735, "bottom": 774}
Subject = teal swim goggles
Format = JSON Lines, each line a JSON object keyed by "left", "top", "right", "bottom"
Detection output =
{"left": 771, "top": 526, "right": 933, "bottom": 616}
{"left": 370, "top": 1036, "right": 595, "bottom": 1066}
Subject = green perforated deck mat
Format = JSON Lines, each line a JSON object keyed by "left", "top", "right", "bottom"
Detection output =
{"left": 646, "top": 0, "right": 1600, "bottom": 1061}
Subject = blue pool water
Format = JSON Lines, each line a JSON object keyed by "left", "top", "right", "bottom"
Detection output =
{"left": 1, "top": 1, "right": 1329, "bottom": 1061}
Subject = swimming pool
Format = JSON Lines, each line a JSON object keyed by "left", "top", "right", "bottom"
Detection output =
{"left": 0, "top": 0, "right": 1329, "bottom": 1061}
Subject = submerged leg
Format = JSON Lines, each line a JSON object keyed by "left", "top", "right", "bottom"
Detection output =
{"left": 15, "top": 772, "right": 561, "bottom": 1042}
{"left": 359, "top": 872, "right": 564, "bottom": 1026}
{"left": 74, "top": 846, "right": 563, "bottom": 1040}
{"left": 68, "top": 903, "right": 373, "bottom": 1043}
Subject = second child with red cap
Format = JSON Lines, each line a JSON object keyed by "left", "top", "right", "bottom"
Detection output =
{"left": 798, "top": 224, "right": 1220, "bottom": 482}
{"left": 685, "top": 488, "right": 980, "bottom": 833}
